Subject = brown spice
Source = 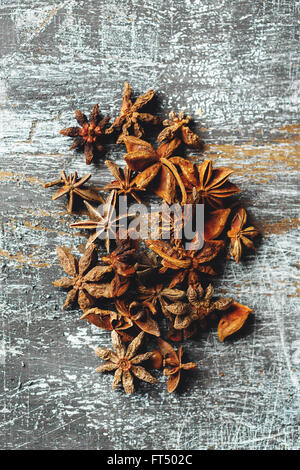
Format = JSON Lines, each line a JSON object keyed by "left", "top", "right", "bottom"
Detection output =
{"left": 106, "top": 81, "right": 160, "bottom": 143}
{"left": 60, "top": 104, "right": 110, "bottom": 164}
{"left": 158, "top": 338, "right": 197, "bottom": 393}
{"left": 95, "top": 331, "right": 157, "bottom": 394}
{"left": 43, "top": 170, "right": 104, "bottom": 214}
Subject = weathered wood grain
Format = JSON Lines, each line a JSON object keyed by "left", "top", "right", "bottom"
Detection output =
{"left": 0, "top": 0, "right": 299, "bottom": 450}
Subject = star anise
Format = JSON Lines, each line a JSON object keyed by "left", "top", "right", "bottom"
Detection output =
{"left": 82, "top": 298, "right": 160, "bottom": 337}
{"left": 81, "top": 305, "right": 133, "bottom": 333}
{"left": 218, "top": 302, "right": 253, "bottom": 342}
{"left": 227, "top": 208, "right": 259, "bottom": 263}
{"left": 53, "top": 244, "right": 112, "bottom": 310}
{"left": 104, "top": 160, "right": 160, "bottom": 203}
{"left": 70, "top": 190, "right": 130, "bottom": 252}
{"left": 166, "top": 283, "right": 233, "bottom": 332}
{"left": 43, "top": 170, "right": 104, "bottom": 214}
{"left": 145, "top": 238, "right": 224, "bottom": 288}
{"left": 60, "top": 104, "right": 110, "bottom": 164}
{"left": 95, "top": 331, "right": 158, "bottom": 394}
{"left": 135, "top": 251, "right": 161, "bottom": 281}
{"left": 137, "top": 282, "right": 186, "bottom": 320}
{"left": 157, "top": 110, "right": 201, "bottom": 148}
{"left": 101, "top": 237, "right": 137, "bottom": 277}
{"left": 106, "top": 81, "right": 160, "bottom": 144}
{"left": 158, "top": 338, "right": 197, "bottom": 393}
{"left": 171, "top": 158, "right": 240, "bottom": 208}
{"left": 123, "top": 136, "right": 187, "bottom": 204}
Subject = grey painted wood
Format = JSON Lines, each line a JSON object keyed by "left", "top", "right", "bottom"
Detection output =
{"left": 0, "top": 0, "right": 299, "bottom": 450}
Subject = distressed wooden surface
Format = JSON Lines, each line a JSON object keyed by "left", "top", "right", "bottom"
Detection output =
{"left": 0, "top": 0, "right": 299, "bottom": 450}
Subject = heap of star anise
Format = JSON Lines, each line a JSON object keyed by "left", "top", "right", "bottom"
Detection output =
{"left": 45, "top": 82, "right": 259, "bottom": 394}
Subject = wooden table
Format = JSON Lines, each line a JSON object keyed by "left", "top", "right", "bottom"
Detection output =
{"left": 0, "top": 0, "right": 299, "bottom": 450}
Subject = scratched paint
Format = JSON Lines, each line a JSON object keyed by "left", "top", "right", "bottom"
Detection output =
{"left": 0, "top": 0, "right": 299, "bottom": 450}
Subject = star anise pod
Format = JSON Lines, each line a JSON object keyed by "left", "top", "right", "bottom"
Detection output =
{"left": 95, "top": 331, "right": 158, "bottom": 394}
{"left": 135, "top": 251, "right": 161, "bottom": 281}
{"left": 101, "top": 237, "right": 137, "bottom": 277}
{"left": 53, "top": 244, "right": 112, "bottom": 310}
{"left": 43, "top": 170, "right": 104, "bottom": 214}
{"left": 81, "top": 305, "right": 133, "bottom": 333}
{"left": 171, "top": 158, "right": 240, "bottom": 208}
{"left": 158, "top": 338, "right": 197, "bottom": 393}
{"left": 218, "top": 302, "right": 253, "bottom": 342}
{"left": 70, "top": 190, "right": 130, "bottom": 252}
{"left": 227, "top": 208, "right": 259, "bottom": 263}
{"left": 82, "top": 298, "right": 160, "bottom": 337}
{"left": 157, "top": 110, "right": 201, "bottom": 148}
{"left": 137, "top": 282, "right": 186, "bottom": 320}
{"left": 106, "top": 81, "right": 160, "bottom": 144}
{"left": 60, "top": 104, "right": 110, "bottom": 164}
{"left": 123, "top": 136, "right": 187, "bottom": 204}
{"left": 145, "top": 238, "right": 224, "bottom": 288}
{"left": 104, "top": 160, "right": 160, "bottom": 203}
{"left": 166, "top": 283, "right": 233, "bottom": 332}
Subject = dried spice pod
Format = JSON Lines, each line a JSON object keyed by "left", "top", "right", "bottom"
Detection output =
{"left": 123, "top": 136, "right": 187, "bottom": 204}
{"left": 81, "top": 306, "right": 133, "bottom": 332}
{"left": 218, "top": 302, "right": 253, "bottom": 342}
{"left": 171, "top": 158, "right": 240, "bottom": 209}
{"left": 95, "top": 331, "right": 158, "bottom": 394}
{"left": 81, "top": 295, "right": 160, "bottom": 337}
{"left": 70, "top": 190, "right": 132, "bottom": 253}
{"left": 227, "top": 208, "right": 259, "bottom": 263}
{"left": 53, "top": 243, "right": 132, "bottom": 311}
{"left": 158, "top": 338, "right": 197, "bottom": 393}
{"left": 146, "top": 238, "right": 224, "bottom": 288}
{"left": 106, "top": 81, "right": 160, "bottom": 144}
{"left": 157, "top": 110, "right": 201, "bottom": 148}
{"left": 104, "top": 160, "right": 159, "bottom": 203}
{"left": 60, "top": 104, "right": 110, "bottom": 164}
{"left": 43, "top": 170, "right": 104, "bottom": 214}
{"left": 135, "top": 251, "right": 161, "bottom": 280}
{"left": 166, "top": 283, "right": 233, "bottom": 332}
{"left": 53, "top": 244, "right": 111, "bottom": 310}
{"left": 137, "top": 282, "right": 186, "bottom": 320}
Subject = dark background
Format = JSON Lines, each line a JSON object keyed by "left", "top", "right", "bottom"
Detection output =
{"left": 0, "top": 0, "right": 299, "bottom": 450}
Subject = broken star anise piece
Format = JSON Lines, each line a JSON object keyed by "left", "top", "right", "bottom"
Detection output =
{"left": 60, "top": 104, "right": 110, "bottom": 165}
{"left": 95, "top": 331, "right": 158, "bottom": 394}
{"left": 218, "top": 302, "right": 253, "bottom": 342}
{"left": 227, "top": 208, "right": 259, "bottom": 263}
{"left": 43, "top": 170, "right": 104, "bottom": 214}
{"left": 70, "top": 190, "right": 130, "bottom": 253}
{"left": 146, "top": 238, "right": 224, "bottom": 288}
{"left": 53, "top": 243, "right": 114, "bottom": 311}
{"left": 157, "top": 110, "right": 201, "bottom": 148}
{"left": 104, "top": 160, "right": 159, "bottom": 203}
{"left": 171, "top": 158, "right": 240, "bottom": 208}
{"left": 123, "top": 136, "right": 187, "bottom": 204}
{"left": 106, "top": 81, "right": 160, "bottom": 144}
{"left": 158, "top": 338, "right": 197, "bottom": 393}
{"left": 166, "top": 283, "right": 233, "bottom": 333}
